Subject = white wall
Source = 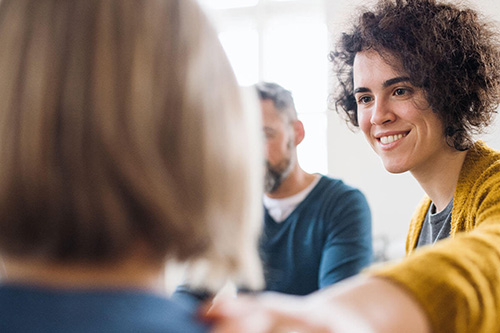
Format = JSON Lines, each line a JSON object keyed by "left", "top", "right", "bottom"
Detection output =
{"left": 325, "top": 0, "right": 500, "bottom": 258}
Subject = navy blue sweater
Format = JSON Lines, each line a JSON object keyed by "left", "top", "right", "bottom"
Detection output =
{"left": 260, "top": 175, "right": 372, "bottom": 295}
{"left": 0, "top": 284, "right": 208, "bottom": 332}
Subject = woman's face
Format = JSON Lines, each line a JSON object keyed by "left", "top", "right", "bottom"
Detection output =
{"left": 353, "top": 50, "right": 449, "bottom": 175}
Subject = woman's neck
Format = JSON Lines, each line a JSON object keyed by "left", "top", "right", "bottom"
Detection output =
{"left": 1, "top": 254, "right": 166, "bottom": 293}
{"left": 411, "top": 149, "right": 467, "bottom": 212}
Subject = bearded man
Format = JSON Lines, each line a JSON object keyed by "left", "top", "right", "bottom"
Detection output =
{"left": 257, "top": 82, "right": 373, "bottom": 295}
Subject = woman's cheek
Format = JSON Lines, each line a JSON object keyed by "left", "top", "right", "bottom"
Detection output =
{"left": 357, "top": 109, "right": 372, "bottom": 137}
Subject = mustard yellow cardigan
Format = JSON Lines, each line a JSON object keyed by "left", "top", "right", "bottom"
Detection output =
{"left": 373, "top": 141, "right": 500, "bottom": 333}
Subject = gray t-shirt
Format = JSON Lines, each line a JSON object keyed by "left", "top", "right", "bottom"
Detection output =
{"left": 417, "top": 198, "right": 453, "bottom": 247}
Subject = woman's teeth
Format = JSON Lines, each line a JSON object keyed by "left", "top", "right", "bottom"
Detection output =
{"left": 380, "top": 133, "right": 405, "bottom": 144}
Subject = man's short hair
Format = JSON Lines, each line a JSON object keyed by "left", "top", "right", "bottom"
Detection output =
{"left": 255, "top": 81, "right": 298, "bottom": 122}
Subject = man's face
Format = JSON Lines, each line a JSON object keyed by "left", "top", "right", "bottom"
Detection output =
{"left": 353, "top": 50, "right": 448, "bottom": 175}
{"left": 261, "top": 99, "right": 295, "bottom": 193}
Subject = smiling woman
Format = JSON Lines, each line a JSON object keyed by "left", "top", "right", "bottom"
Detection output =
{"left": 333, "top": 1, "right": 500, "bottom": 152}
{"left": 353, "top": 50, "right": 458, "bottom": 183}
{"left": 207, "top": 0, "right": 500, "bottom": 332}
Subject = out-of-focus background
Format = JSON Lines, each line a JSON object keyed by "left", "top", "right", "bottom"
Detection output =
{"left": 196, "top": 0, "right": 500, "bottom": 261}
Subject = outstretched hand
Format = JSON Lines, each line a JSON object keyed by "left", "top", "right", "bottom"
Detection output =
{"left": 202, "top": 276, "right": 431, "bottom": 333}
{"left": 203, "top": 292, "right": 332, "bottom": 333}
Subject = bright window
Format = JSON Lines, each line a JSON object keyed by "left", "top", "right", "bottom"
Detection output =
{"left": 198, "top": 0, "right": 258, "bottom": 9}
{"left": 200, "top": 0, "right": 328, "bottom": 174}
{"left": 218, "top": 29, "right": 259, "bottom": 85}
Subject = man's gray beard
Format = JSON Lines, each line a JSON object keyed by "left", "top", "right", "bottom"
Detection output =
{"left": 264, "top": 166, "right": 283, "bottom": 193}
{"left": 264, "top": 159, "right": 293, "bottom": 194}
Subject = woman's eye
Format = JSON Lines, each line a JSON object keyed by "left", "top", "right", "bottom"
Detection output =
{"left": 394, "top": 88, "right": 407, "bottom": 96}
{"left": 357, "top": 96, "right": 372, "bottom": 104}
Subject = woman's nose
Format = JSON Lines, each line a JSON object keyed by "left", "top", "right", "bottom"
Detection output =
{"left": 370, "top": 99, "right": 396, "bottom": 125}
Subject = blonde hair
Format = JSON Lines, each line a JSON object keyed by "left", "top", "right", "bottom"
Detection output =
{"left": 0, "top": 0, "right": 263, "bottom": 290}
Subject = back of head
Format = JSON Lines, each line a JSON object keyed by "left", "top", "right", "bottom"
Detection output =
{"left": 255, "top": 81, "right": 298, "bottom": 122}
{"left": 331, "top": 0, "right": 500, "bottom": 150}
{"left": 0, "top": 0, "right": 263, "bottom": 290}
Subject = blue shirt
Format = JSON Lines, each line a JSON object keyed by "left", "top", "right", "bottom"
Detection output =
{"left": 260, "top": 175, "right": 372, "bottom": 295}
{"left": 0, "top": 284, "right": 209, "bottom": 332}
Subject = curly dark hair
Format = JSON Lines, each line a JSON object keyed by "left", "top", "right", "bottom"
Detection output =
{"left": 330, "top": 0, "right": 500, "bottom": 150}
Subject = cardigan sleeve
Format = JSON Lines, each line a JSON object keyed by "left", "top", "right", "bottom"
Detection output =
{"left": 369, "top": 177, "right": 500, "bottom": 333}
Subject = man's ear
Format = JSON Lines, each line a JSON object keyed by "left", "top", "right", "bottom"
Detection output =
{"left": 292, "top": 120, "right": 305, "bottom": 146}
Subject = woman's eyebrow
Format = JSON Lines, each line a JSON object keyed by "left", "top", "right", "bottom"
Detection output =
{"left": 353, "top": 87, "right": 370, "bottom": 94}
{"left": 382, "top": 76, "right": 411, "bottom": 88}
{"left": 354, "top": 76, "right": 411, "bottom": 95}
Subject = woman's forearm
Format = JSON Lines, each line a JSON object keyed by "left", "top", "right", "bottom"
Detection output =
{"left": 208, "top": 275, "right": 431, "bottom": 333}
